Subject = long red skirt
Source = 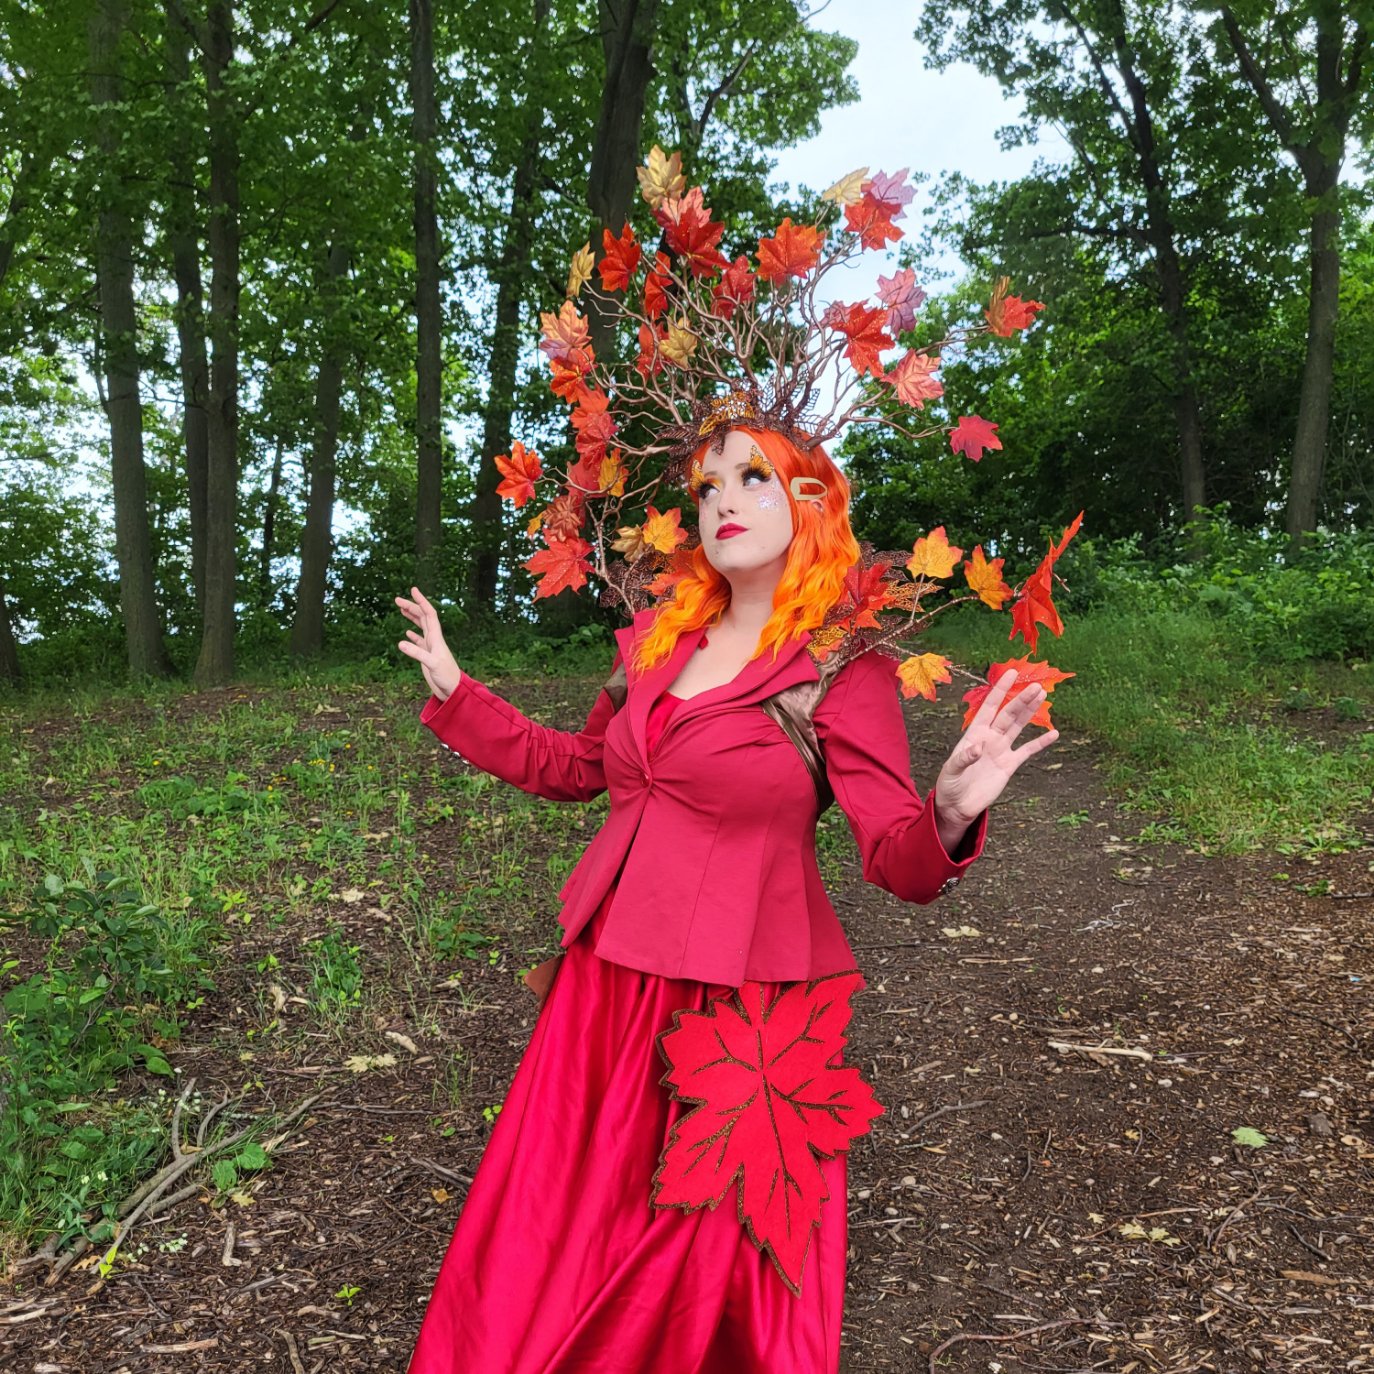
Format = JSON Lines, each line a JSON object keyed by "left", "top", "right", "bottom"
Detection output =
{"left": 406, "top": 885, "right": 849, "bottom": 1373}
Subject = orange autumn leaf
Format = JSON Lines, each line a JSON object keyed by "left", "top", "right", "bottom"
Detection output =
{"left": 907, "top": 526, "right": 963, "bottom": 580}
{"left": 834, "top": 562, "right": 899, "bottom": 632}
{"left": 985, "top": 276, "right": 1044, "bottom": 337}
{"left": 711, "top": 254, "right": 755, "bottom": 319}
{"left": 548, "top": 358, "right": 592, "bottom": 403}
{"left": 756, "top": 217, "right": 825, "bottom": 284}
{"left": 641, "top": 504, "right": 689, "bottom": 555}
{"left": 886, "top": 350, "right": 943, "bottom": 408}
{"left": 539, "top": 300, "right": 592, "bottom": 367}
{"left": 964, "top": 545, "right": 1011, "bottom": 610}
{"left": 661, "top": 187, "right": 728, "bottom": 278}
{"left": 542, "top": 490, "right": 585, "bottom": 541}
{"left": 1009, "top": 511, "right": 1084, "bottom": 653}
{"left": 825, "top": 302, "right": 893, "bottom": 377}
{"left": 494, "top": 440, "right": 543, "bottom": 508}
{"left": 598, "top": 451, "right": 627, "bottom": 497}
{"left": 896, "top": 652, "right": 953, "bottom": 702}
{"left": 570, "top": 388, "right": 617, "bottom": 461}
{"left": 524, "top": 536, "right": 593, "bottom": 600}
{"left": 598, "top": 224, "right": 642, "bottom": 292}
{"left": 643, "top": 251, "right": 672, "bottom": 318}
{"left": 961, "top": 655, "right": 1074, "bottom": 731}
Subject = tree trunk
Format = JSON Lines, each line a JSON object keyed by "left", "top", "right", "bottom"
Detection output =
{"left": 0, "top": 572, "right": 20, "bottom": 686}
{"left": 468, "top": 0, "right": 552, "bottom": 617}
{"left": 410, "top": 0, "right": 442, "bottom": 587}
{"left": 89, "top": 0, "right": 171, "bottom": 679}
{"left": 585, "top": 0, "right": 661, "bottom": 358}
{"left": 259, "top": 435, "right": 284, "bottom": 608}
{"left": 165, "top": 1, "right": 210, "bottom": 618}
{"left": 194, "top": 0, "right": 241, "bottom": 687}
{"left": 291, "top": 238, "right": 350, "bottom": 658}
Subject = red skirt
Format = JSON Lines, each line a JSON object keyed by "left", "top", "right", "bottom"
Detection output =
{"left": 406, "top": 885, "right": 849, "bottom": 1373}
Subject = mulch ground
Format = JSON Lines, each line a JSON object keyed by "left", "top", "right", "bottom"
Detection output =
{"left": 3, "top": 676, "right": 1372, "bottom": 1373}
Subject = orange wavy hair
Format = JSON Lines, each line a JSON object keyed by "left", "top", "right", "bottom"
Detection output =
{"left": 630, "top": 426, "right": 861, "bottom": 675}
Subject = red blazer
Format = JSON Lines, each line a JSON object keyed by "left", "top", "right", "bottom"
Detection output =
{"left": 419, "top": 607, "right": 988, "bottom": 984}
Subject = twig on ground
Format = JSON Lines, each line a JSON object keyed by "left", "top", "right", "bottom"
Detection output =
{"left": 927, "top": 1316, "right": 1097, "bottom": 1372}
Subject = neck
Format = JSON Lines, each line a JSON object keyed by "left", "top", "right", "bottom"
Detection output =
{"left": 715, "top": 564, "right": 784, "bottom": 640}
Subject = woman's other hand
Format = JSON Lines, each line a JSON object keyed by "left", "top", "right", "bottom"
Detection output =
{"left": 395, "top": 586, "right": 462, "bottom": 701}
{"left": 932, "top": 669, "right": 1058, "bottom": 851}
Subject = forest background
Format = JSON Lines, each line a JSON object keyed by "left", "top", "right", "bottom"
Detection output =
{"left": 1, "top": 0, "right": 1371, "bottom": 694}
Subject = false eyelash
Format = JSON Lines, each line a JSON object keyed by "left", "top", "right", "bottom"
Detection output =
{"left": 686, "top": 462, "right": 711, "bottom": 496}
{"left": 746, "top": 447, "right": 775, "bottom": 480}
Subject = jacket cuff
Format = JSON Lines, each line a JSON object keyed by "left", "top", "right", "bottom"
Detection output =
{"left": 921, "top": 788, "right": 988, "bottom": 887}
{"left": 419, "top": 672, "right": 476, "bottom": 739}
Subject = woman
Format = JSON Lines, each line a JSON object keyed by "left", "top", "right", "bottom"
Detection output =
{"left": 396, "top": 425, "right": 1057, "bottom": 1373}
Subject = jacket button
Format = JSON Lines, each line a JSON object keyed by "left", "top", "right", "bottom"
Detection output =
{"left": 641, "top": 767, "right": 652, "bottom": 785}
{"left": 938, "top": 876, "right": 960, "bottom": 896}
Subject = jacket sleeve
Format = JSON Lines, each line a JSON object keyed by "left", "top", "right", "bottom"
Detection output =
{"left": 418, "top": 646, "right": 623, "bottom": 803}
{"left": 815, "top": 648, "right": 988, "bottom": 903}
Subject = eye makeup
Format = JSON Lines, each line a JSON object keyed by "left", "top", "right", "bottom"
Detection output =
{"left": 687, "top": 447, "right": 776, "bottom": 499}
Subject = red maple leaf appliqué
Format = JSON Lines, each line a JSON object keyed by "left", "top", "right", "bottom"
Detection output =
{"left": 651, "top": 972, "right": 883, "bottom": 1295}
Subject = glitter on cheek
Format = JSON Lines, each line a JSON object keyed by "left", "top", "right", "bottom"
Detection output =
{"left": 755, "top": 485, "right": 784, "bottom": 511}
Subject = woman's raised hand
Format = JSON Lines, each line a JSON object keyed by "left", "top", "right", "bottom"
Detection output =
{"left": 932, "top": 669, "right": 1058, "bottom": 842}
{"left": 395, "top": 586, "right": 462, "bottom": 701}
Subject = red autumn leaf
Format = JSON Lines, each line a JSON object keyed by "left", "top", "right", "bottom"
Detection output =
{"left": 1009, "top": 511, "right": 1084, "bottom": 653}
{"left": 950, "top": 414, "right": 1002, "bottom": 462}
{"left": 711, "top": 254, "right": 756, "bottom": 319}
{"left": 826, "top": 302, "right": 893, "bottom": 378}
{"left": 635, "top": 321, "right": 665, "bottom": 377}
{"left": 886, "top": 350, "right": 943, "bottom": 408}
{"left": 985, "top": 277, "right": 1045, "bottom": 337}
{"left": 523, "top": 536, "right": 593, "bottom": 600}
{"left": 843, "top": 192, "right": 903, "bottom": 251}
{"left": 548, "top": 358, "right": 592, "bottom": 404}
{"left": 493, "top": 440, "right": 542, "bottom": 508}
{"left": 652, "top": 973, "right": 884, "bottom": 1295}
{"left": 661, "top": 188, "right": 728, "bottom": 278}
{"left": 756, "top": 217, "right": 825, "bottom": 284}
{"left": 643, "top": 251, "right": 672, "bottom": 319}
{"left": 570, "top": 389, "right": 617, "bottom": 462}
{"left": 598, "top": 223, "right": 642, "bottom": 292}
{"left": 835, "top": 561, "right": 899, "bottom": 631}
{"left": 961, "top": 655, "right": 1074, "bottom": 731}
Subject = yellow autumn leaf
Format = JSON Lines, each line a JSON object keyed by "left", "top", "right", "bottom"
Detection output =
{"left": 821, "top": 166, "right": 868, "bottom": 206}
{"left": 637, "top": 145, "right": 686, "bottom": 210}
{"left": 896, "top": 652, "right": 953, "bottom": 701}
{"left": 599, "top": 453, "right": 627, "bottom": 497}
{"left": 641, "top": 504, "right": 688, "bottom": 555}
{"left": 907, "top": 525, "right": 963, "bottom": 580}
{"left": 661, "top": 318, "right": 698, "bottom": 366}
{"left": 526, "top": 509, "right": 545, "bottom": 538}
{"left": 612, "top": 524, "right": 648, "bottom": 560}
{"left": 566, "top": 241, "right": 594, "bottom": 299}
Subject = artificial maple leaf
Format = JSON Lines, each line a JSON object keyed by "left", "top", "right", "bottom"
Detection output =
{"left": 867, "top": 168, "right": 915, "bottom": 213}
{"left": 523, "top": 536, "right": 593, "bottom": 600}
{"left": 964, "top": 545, "right": 1011, "bottom": 610}
{"left": 565, "top": 451, "right": 603, "bottom": 496}
{"left": 835, "top": 561, "right": 898, "bottom": 631}
{"left": 570, "top": 389, "right": 617, "bottom": 462}
{"left": 826, "top": 302, "right": 893, "bottom": 377}
{"left": 876, "top": 267, "right": 926, "bottom": 336}
{"left": 985, "top": 276, "right": 1045, "bottom": 337}
{"left": 493, "top": 440, "right": 542, "bottom": 508}
{"left": 950, "top": 415, "right": 1002, "bottom": 462}
{"left": 907, "top": 526, "right": 963, "bottom": 580}
{"left": 1009, "top": 510, "right": 1084, "bottom": 653}
{"left": 644, "top": 545, "right": 696, "bottom": 596}
{"left": 821, "top": 166, "right": 868, "bottom": 206}
{"left": 542, "top": 490, "right": 585, "bottom": 542}
{"left": 711, "top": 255, "right": 756, "bottom": 319}
{"left": 598, "top": 451, "right": 628, "bottom": 497}
{"left": 652, "top": 973, "right": 884, "bottom": 1295}
{"left": 643, "top": 251, "right": 672, "bottom": 318}
{"left": 661, "top": 188, "right": 728, "bottom": 278}
{"left": 565, "top": 241, "right": 594, "bottom": 299}
{"left": 637, "top": 145, "right": 686, "bottom": 210}
{"left": 640, "top": 504, "right": 689, "bottom": 555}
{"left": 844, "top": 193, "right": 903, "bottom": 251}
{"left": 886, "top": 350, "right": 943, "bottom": 408}
{"left": 961, "top": 655, "right": 1074, "bottom": 731}
{"left": 539, "top": 300, "right": 592, "bottom": 368}
{"left": 598, "top": 224, "right": 642, "bottom": 293}
{"left": 757, "top": 218, "right": 825, "bottom": 284}
{"left": 896, "top": 652, "right": 953, "bottom": 702}
{"left": 661, "top": 317, "right": 699, "bottom": 367}
{"left": 635, "top": 322, "right": 665, "bottom": 377}
{"left": 548, "top": 358, "right": 591, "bottom": 403}
{"left": 526, "top": 509, "right": 543, "bottom": 538}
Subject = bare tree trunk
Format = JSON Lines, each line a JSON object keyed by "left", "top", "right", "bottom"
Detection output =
{"left": 469, "top": 0, "right": 552, "bottom": 616}
{"left": 410, "top": 0, "right": 442, "bottom": 586}
{"left": 194, "top": 0, "right": 241, "bottom": 686}
{"left": 0, "top": 572, "right": 20, "bottom": 686}
{"left": 259, "top": 435, "right": 284, "bottom": 607}
{"left": 585, "top": 0, "right": 661, "bottom": 358}
{"left": 165, "top": 1, "right": 210, "bottom": 618}
{"left": 291, "top": 238, "right": 350, "bottom": 658}
{"left": 89, "top": 0, "right": 171, "bottom": 679}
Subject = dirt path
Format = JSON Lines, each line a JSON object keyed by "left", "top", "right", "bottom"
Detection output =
{"left": 4, "top": 684, "right": 1372, "bottom": 1372}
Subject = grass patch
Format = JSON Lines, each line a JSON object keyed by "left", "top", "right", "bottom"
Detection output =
{"left": 931, "top": 606, "right": 1373, "bottom": 854}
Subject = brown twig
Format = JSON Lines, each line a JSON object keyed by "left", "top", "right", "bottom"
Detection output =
{"left": 927, "top": 1316, "right": 1097, "bottom": 1371}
